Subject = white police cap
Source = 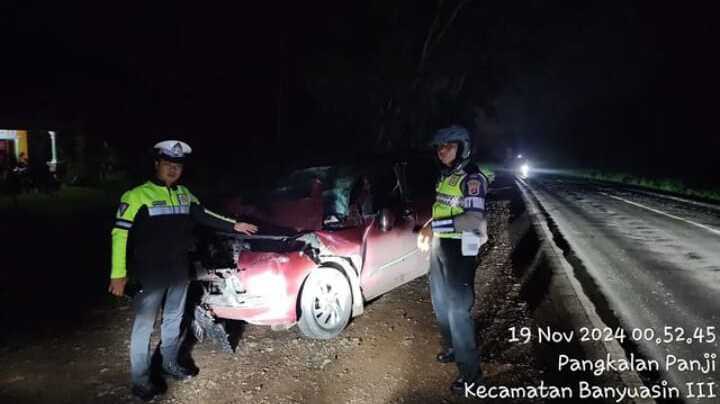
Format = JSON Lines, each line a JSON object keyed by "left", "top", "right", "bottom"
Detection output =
{"left": 153, "top": 140, "right": 192, "bottom": 162}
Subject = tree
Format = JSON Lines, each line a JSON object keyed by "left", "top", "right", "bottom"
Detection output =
{"left": 374, "top": 0, "right": 474, "bottom": 151}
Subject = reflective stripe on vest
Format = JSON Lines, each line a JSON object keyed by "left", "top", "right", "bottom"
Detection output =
{"left": 147, "top": 205, "right": 191, "bottom": 216}
{"left": 432, "top": 173, "right": 465, "bottom": 239}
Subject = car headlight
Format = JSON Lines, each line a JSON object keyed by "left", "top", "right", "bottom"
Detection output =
{"left": 246, "top": 271, "right": 287, "bottom": 297}
{"left": 242, "top": 270, "right": 292, "bottom": 317}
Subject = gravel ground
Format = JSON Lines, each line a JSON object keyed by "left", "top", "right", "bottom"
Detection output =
{"left": 0, "top": 194, "right": 545, "bottom": 404}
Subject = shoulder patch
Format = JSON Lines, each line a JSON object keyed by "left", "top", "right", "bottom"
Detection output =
{"left": 116, "top": 203, "right": 129, "bottom": 217}
{"left": 466, "top": 179, "right": 482, "bottom": 196}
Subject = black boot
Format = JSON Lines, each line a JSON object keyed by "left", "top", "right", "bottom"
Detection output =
{"left": 436, "top": 349, "right": 455, "bottom": 363}
{"left": 131, "top": 383, "right": 162, "bottom": 401}
{"left": 450, "top": 376, "right": 485, "bottom": 396}
{"left": 162, "top": 361, "right": 198, "bottom": 381}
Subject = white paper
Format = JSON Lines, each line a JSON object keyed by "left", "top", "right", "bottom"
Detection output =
{"left": 461, "top": 231, "right": 482, "bottom": 256}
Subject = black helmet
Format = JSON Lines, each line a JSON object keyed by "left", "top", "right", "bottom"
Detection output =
{"left": 430, "top": 125, "right": 472, "bottom": 173}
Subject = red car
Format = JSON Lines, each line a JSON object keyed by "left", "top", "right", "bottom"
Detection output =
{"left": 193, "top": 160, "right": 435, "bottom": 343}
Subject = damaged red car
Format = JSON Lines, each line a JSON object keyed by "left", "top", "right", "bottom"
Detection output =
{"left": 192, "top": 160, "right": 435, "bottom": 344}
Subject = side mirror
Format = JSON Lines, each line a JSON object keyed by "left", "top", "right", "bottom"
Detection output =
{"left": 377, "top": 208, "right": 396, "bottom": 232}
{"left": 401, "top": 205, "right": 415, "bottom": 220}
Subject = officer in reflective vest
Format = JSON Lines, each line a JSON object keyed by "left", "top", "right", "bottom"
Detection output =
{"left": 108, "top": 140, "right": 258, "bottom": 401}
{"left": 417, "top": 125, "right": 488, "bottom": 394}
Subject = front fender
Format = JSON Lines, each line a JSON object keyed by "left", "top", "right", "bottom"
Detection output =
{"left": 317, "top": 256, "right": 364, "bottom": 318}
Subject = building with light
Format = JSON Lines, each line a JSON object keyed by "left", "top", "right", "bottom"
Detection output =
{"left": 0, "top": 129, "right": 29, "bottom": 160}
{"left": 0, "top": 129, "right": 58, "bottom": 171}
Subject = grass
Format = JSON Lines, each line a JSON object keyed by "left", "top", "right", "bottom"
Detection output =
{"left": 557, "top": 169, "right": 720, "bottom": 202}
{"left": 0, "top": 185, "right": 120, "bottom": 216}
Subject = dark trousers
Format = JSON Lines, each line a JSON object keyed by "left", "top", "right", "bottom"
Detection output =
{"left": 130, "top": 282, "right": 189, "bottom": 385}
{"left": 429, "top": 237, "right": 481, "bottom": 381}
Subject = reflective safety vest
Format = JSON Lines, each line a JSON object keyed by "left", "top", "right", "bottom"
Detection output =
{"left": 432, "top": 172, "right": 467, "bottom": 239}
{"left": 111, "top": 181, "right": 201, "bottom": 281}
{"left": 110, "top": 179, "right": 237, "bottom": 290}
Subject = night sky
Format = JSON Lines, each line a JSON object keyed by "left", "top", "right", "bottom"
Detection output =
{"left": 0, "top": 2, "right": 717, "bottom": 182}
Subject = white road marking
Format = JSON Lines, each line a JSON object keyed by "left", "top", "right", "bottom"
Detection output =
{"left": 601, "top": 192, "right": 720, "bottom": 237}
{"left": 622, "top": 188, "right": 720, "bottom": 213}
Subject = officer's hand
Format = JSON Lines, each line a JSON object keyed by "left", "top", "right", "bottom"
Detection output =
{"left": 234, "top": 222, "right": 259, "bottom": 235}
{"left": 417, "top": 226, "right": 432, "bottom": 252}
{"left": 108, "top": 277, "right": 127, "bottom": 296}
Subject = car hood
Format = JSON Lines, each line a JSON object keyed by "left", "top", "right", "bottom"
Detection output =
{"left": 229, "top": 226, "right": 365, "bottom": 266}
{"left": 222, "top": 186, "right": 325, "bottom": 232}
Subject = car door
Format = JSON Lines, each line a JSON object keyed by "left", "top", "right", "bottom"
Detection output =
{"left": 360, "top": 163, "right": 426, "bottom": 300}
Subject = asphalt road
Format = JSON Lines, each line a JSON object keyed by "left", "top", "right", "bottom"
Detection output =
{"left": 525, "top": 175, "right": 720, "bottom": 403}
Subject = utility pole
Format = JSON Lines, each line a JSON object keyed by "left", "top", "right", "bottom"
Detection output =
{"left": 48, "top": 131, "right": 58, "bottom": 173}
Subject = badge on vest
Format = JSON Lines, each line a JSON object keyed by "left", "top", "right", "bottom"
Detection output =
{"left": 116, "top": 203, "right": 129, "bottom": 217}
{"left": 178, "top": 194, "right": 189, "bottom": 205}
{"left": 448, "top": 175, "right": 462, "bottom": 187}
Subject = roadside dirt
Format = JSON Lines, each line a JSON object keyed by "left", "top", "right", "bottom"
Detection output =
{"left": 0, "top": 192, "right": 545, "bottom": 403}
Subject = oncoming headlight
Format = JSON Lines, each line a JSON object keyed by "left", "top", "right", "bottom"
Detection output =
{"left": 520, "top": 163, "right": 530, "bottom": 178}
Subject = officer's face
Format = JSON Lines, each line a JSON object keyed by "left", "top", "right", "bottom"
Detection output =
{"left": 436, "top": 143, "right": 458, "bottom": 167}
{"left": 155, "top": 159, "right": 183, "bottom": 185}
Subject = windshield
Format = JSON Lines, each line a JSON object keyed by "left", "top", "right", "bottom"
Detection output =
{"left": 270, "top": 165, "right": 360, "bottom": 219}
{"left": 224, "top": 163, "right": 383, "bottom": 232}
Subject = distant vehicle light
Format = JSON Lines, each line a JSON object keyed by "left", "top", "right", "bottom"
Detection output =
{"left": 520, "top": 163, "right": 530, "bottom": 178}
{"left": 517, "top": 154, "right": 523, "bottom": 159}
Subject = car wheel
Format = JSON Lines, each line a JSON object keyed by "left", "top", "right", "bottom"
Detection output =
{"left": 297, "top": 266, "right": 352, "bottom": 339}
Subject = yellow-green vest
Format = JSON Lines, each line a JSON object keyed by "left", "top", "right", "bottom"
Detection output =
{"left": 432, "top": 172, "right": 466, "bottom": 239}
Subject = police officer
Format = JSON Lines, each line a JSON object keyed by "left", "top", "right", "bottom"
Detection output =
{"left": 417, "top": 125, "right": 489, "bottom": 394}
{"left": 108, "top": 140, "right": 258, "bottom": 401}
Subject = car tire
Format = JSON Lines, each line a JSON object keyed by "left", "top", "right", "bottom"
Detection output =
{"left": 297, "top": 266, "right": 353, "bottom": 339}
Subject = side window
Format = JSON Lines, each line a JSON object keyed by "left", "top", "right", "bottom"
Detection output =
{"left": 349, "top": 175, "right": 374, "bottom": 216}
{"left": 370, "top": 165, "right": 401, "bottom": 211}
{"left": 406, "top": 158, "right": 438, "bottom": 199}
